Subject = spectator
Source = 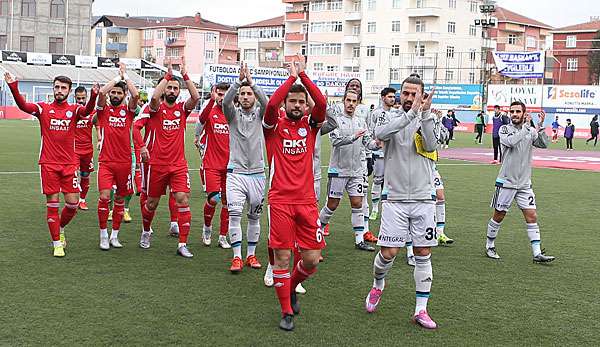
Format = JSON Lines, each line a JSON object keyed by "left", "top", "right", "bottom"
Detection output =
{"left": 564, "top": 118, "right": 575, "bottom": 151}
{"left": 442, "top": 109, "right": 460, "bottom": 148}
{"left": 586, "top": 115, "right": 598, "bottom": 146}
{"left": 474, "top": 111, "right": 485, "bottom": 144}
{"left": 491, "top": 105, "right": 510, "bottom": 164}
{"left": 551, "top": 116, "right": 562, "bottom": 143}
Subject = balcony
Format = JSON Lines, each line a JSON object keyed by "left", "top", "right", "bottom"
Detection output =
{"left": 106, "top": 26, "right": 128, "bottom": 35}
{"left": 345, "top": 11, "right": 362, "bottom": 21}
{"left": 407, "top": 0, "right": 442, "bottom": 17}
{"left": 343, "top": 35, "right": 360, "bottom": 44}
{"left": 343, "top": 58, "right": 359, "bottom": 67}
{"left": 482, "top": 39, "right": 497, "bottom": 50}
{"left": 165, "top": 37, "right": 186, "bottom": 47}
{"left": 285, "top": 32, "right": 307, "bottom": 42}
{"left": 285, "top": 10, "right": 309, "bottom": 21}
{"left": 164, "top": 56, "right": 183, "bottom": 65}
{"left": 390, "top": 55, "right": 437, "bottom": 67}
{"left": 404, "top": 32, "right": 441, "bottom": 42}
{"left": 106, "top": 42, "right": 128, "bottom": 52}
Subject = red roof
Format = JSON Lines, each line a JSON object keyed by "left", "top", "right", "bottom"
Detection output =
{"left": 553, "top": 20, "right": 600, "bottom": 32}
{"left": 494, "top": 6, "right": 553, "bottom": 29}
{"left": 239, "top": 16, "right": 284, "bottom": 28}
{"left": 142, "top": 16, "right": 237, "bottom": 33}
{"left": 93, "top": 15, "right": 167, "bottom": 29}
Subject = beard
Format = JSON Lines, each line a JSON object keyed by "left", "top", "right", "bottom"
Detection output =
{"left": 287, "top": 109, "right": 303, "bottom": 120}
{"left": 54, "top": 93, "right": 67, "bottom": 103}
{"left": 110, "top": 97, "right": 123, "bottom": 107}
{"left": 402, "top": 101, "right": 412, "bottom": 112}
{"left": 165, "top": 94, "right": 177, "bottom": 103}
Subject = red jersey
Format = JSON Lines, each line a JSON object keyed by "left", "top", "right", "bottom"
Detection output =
{"left": 147, "top": 101, "right": 191, "bottom": 166}
{"left": 35, "top": 101, "right": 84, "bottom": 165}
{"left": 97, "top": 104, "right": 135, "bottom": 163}
{"left": 265, "top": 115, "right": 319, "bottom": 204}
{"left": 198, "top": 99, "right": 229, "bottom": 170}
{"left": 74, "top": 110, "right": 95, "bottom": 155}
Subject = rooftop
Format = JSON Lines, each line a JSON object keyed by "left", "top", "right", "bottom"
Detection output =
{"left": 494, "top": 6, "right": 554, "bottom": 30}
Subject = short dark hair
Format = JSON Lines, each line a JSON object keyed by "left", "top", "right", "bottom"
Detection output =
{"left": 401, "top": 74, "right": 424, "bottom": 93}
{"left": 54, "top": 76, "right": 73, "bottom": 89}
{"left": 240, "top": 81, "right": 253, "bottom": 89}
{"left": 113, "top": 81, "right": 127, "bottom": 92}
{"left": 74, "top": 86, "right": 87, "bottom": 95}
{"left": 380, "top": 87, "right": 396, "bottom": 97}
{"left": 157, "top": 76, "right": 181, "bottom": 87}
{"left": 494, "top": 105, "right": 500, "bottom": 109}
{"left": 344, "top": 89, "right": 359, "bottom": 100}
{"left": 215, "top": 82, "right": 230, "bottom": 91}
{"left": 510, "top": 100, "right": 526, "bottom": 113}
{"left": 566, "top": 118, "right": 572, "bottom": 122}
{"left": 344, "top": 78, "right": 363, "bottom": 102}
{"left": 285, "top": 84, "right": 308, "bottom": 101}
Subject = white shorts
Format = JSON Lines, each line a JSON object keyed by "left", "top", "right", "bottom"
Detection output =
{"left": 373, "top": 157, "right": 385, "bottom": 184}
{"left": 314, "top": 178, "right": 321, "bottom": 202}
{"left": 491, "top": 186, "right": 536, "bottom": 212}
{"left": 226, "top": 173, "right": 266, "bottom": 218}
{"left": 327, "top": 176, "right": 364, "bottom": 198}
{"left": 433, "top": 169, "right": 444, "bottom": 190}
{"left": 377, "top": 201, "right": 438, "bottom": 248}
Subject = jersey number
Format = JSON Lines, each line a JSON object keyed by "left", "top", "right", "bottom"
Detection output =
{"left": 528, "top": 196, "right": 535, "bottom": 206}
{"left": 424, "top": 227, "right": 437, "bottom": 241}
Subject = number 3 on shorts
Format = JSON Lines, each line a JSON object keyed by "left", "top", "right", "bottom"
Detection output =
{"left": 424, "top": 227, "right": 437, "bottom": 241}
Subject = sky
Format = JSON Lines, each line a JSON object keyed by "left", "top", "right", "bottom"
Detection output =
{"left": 92, "top": 0, "right": 597, "bottom": 28}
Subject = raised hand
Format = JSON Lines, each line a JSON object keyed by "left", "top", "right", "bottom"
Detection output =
{"left": 181, "top": 58, "right": 187, "bottom": 76}
{"left": 412, "top": 91, "right": 423, "bottom": 113}
{"left": 238, "top": 61, "right": 246, "bottom": 81}
{"left": 287, "top": 60, "right": 298, "bottom": 78}
{"left": 166, "top": 59, "right": 173, "bottom": 76}
{"left": 295, "top": 53, "right": 306, "bottom": 74}
{"left": 538, "top": 110, "right": 546, "bottom": 126}
{"left": 245, "top": 63, "right": 253, "bottom": 85}
{"left": 422, "top": 87, "right": 435, "bottom": 111}
{"left": 210, "top": 85, "right": 217, "bottom": 100}
{"left": 92, "top": 83, "right": 100, "bottom": 94}
{"left": 4, "top": 71, "right": 15, "bottom": 83}
{"left": 118, "top": 62, "right": 126, "bottom": 79}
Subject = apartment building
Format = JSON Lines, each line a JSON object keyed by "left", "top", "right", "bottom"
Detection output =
{"left": 551, "top": 18, "right": 600, "bottom": 85}
{"left": 90, "top": 15, "right": 163, "bottom": 59}
{"left": 283, "top": 0, "right": 486, "bottom": 99}
{"left": 140, "top": 13, "right": 238, "bottom": 78}
{"left": 238, "top": 16, "right": 285, "bottom": 68}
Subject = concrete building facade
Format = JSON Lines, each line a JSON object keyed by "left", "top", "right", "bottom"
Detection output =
{"left": 238, "top": 16, "right": 285, "bottom": 68}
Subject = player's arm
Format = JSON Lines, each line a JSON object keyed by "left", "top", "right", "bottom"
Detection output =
{"left": 532, "top": 111, "right": 549, "bottom": 149}
{"left": 375, "top": 109, "right": 418, "bottom": 141}
{"left": 296, "top": 55, "right": 326, "bottom": 124}
{"left": 4, "top": 73, "right": 42, "bottom": 116}
{"left": 79, "top": 83, "right": 99, "bottom": 120}
{"left": 320, "top": 108, "right": 339, "bottom": 135}
{"left": 245, "top": 66, "right": 268, "bottom": 120}
{"left": 181, "top": 60, "right": 200, "bottom": 113}
{"left": 418, "top": 90, "right": 438, "bottom": 152}
{"left": 264, "top": 63, "right": 297, "bottom": 128}
{"left": 98, "top": 64, "right": 126, "bottom": 109}
{"left": 330, "top": 121, "right": 364, "bottom": 147}
{"left": 133, "top": 115, "right": 149, "bottom": 161}
{"left": 499, "top": 124, "right": 528, "bottom": 147}
{"left": 150, "top": 62, "right": 172, "bottom": 113}
{"left": 121, "top": 64, "right": 140, "bottom": 112}
{"left": 222, "top": 77, "right": 240, "bottom": 123}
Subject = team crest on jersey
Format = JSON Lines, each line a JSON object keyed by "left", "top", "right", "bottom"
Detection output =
{"left": 119, "top": 109, "right": 127, "bottom": 116}
{"left": 213, "top": 115, "right": 219, "bottom": 119}
{"left": 298, "top": 127, "right": 307, "bottom": 137}
{"left": 174, "top": 111, "right": 181, "bottom": 117}
{"left": 66, "top": 111, "right": 73, "bottom": 118}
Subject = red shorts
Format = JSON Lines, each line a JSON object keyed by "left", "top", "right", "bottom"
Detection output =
{"left": 39, "top": 164, "right": 80, "bottom": 195}
{"left": 98, "top": 161, "right": 133, "bottom": 197}
{"left": 203, "top": 168, "right": 227, "bottom": 194}
{"left": 77, "top": 152, "right": 94, "bottom": 173}
{"left": 268, "top": 203, "right": 325, "bottom": 250}
{"left": 147, "top": 164, "right": 190, "bottom": 198}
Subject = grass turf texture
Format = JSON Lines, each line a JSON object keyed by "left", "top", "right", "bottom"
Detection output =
{"left": 0, "top": 120, "right": 597, "bottom": 345}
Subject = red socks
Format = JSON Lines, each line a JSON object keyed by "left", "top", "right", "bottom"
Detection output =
{"left": 46, "top": 200, "right": 60, "bottom": 241}
{"left": 273, "top": 269, "right": 293, "bottom": 315}
{"left": 60, "top": 202, "right": 78, "bottom": 228}
{"left": 141, "top": 203, "right": 155, "bottom": 232}
{"left": 219, "top": 207, "right": 229, "bottom": 236}
{"left": 290, "top": 260, "right": 317, "bottom": 292}
{"left": 139, "top": 192, "right": 147, "bottom": 212}
{"left": 177, "top": 205, "right": 191, "bottom": 243}
{"left": 168, "top": 193, "right": 178, "bottom": 223}
{"left": 80, "top": 176, "right": 90, "bottom": 200}
{"left": 98, "top": 197, "right": 110, "bottom": 229}
{"left": 112, "top": 199, "right": 125, "bottom": 231}
{"left": 134, "top": 169, "right": 142, "bottom": 194}
{"left": 204, "top": 201, "right": 216, "bottom": 227}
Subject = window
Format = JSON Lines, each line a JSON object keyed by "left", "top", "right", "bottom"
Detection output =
{"left": 391, "top": 44, "right": 400, "bottom": 56}
{"left": 566, "top": 58, "right": 578, "bottom": 71}
{"left": 470, "top": 1, "right": 478, "bottom": 13}
{"left": 449, "top": 0, "right": 456, "bottom": 8}
{"left": 390, "top": 68, "right": 401, "bottom": 81}
{"left": 367, "top": 0, "right": 376, "bottom": 10}
{"left": 301, "top": 23, "right": 309, "bottom": 33}
{"left": 310, "top": 21, "right": 342, "bottom": 33}
{"left": 526, "top": 36, "right": 536, "bottom": 49}
{"left": 155, "top": 47, "right": 164, "bottom": 58}
{"left": 265, "top": 49, "right": 279, "bottom": 61}
{"left": 168, "top": 48, "right": 179, "bottom": 57}
{"left": 446, "top": 46, "right": 455, "bottom": 58}
{"left": 314, "top": 62, "right": 324, "bottom": 71}
{"left": 366, "top": 45, "right": 375, "bottom": 57}
{"left": 20, "top": 36, "right": 34, "bottom": 51}
{"left": 352, "top": 0, "right": 360, "bottom": 11}
{"left": 416, "top": 0, "right": 423, "bottom": 8}
{"left": 392, "top": 21, "right": 401, "bottom": 32}
{"left": 167, "top": 30, "right": 180, "bottom": 39}
{"left": 469, "top": 72, "right": 476, "bottom": 84}
{"left": 206, "top": 33, "right": 216, "bottom": 42}
{"left": 448, "top": 21, "right": 456, "bottom": 33}
{"left": 469, "top": 49, "right": 477, "bottom": 61}
{"left": 352, "top": 24, "right": 360, "bottom": 35}
{"left": 445, "top": 70, "right": 454, "bottom": 82}
{"left": 566, "top": 35, "right": 576, "bottom": 48}
{"left": 0, "top": 35, "right": 6, "bottom": 50}
{"left": 157, "top": 30, "right": 165, "bottom": 40}
{"left": 144, "top": 30, "right": 153, "bottom": 40}
{"left": 352, "top": 45, "right": 360, "bottom": 58}
{"left": 21, "top": 0, "right": 35, "bottom": 17}
{"left": 1, "top": 0, "right": 10, "bottom": 15}
{"left": 300, "top": 44, "right": 307, "bottom": 56}
{"left": 508, "top": 34, "right": 517, "bottom": 45}
{"left": 413, "top": 67, "right": 425, "bottom": 77}
{"left": 365, "top": 69, "right": 374, "bottom": 81}
{"left": 309, "top": 43, "right": 341, "bottom": 55}
{"left": 243, "top": 49, "right": 257, "bottom": 61}
{"left": 367, "top": 22, "right": 376, "bottom": 33}
{"left": 310, "top": 0, "right": 342, "bottom": 11}
{"left": 48, "top": 37, "right": 63, "bottom": 53}
{"left": 415, "top": 44, "right": 425, "bottom": 56}
{"left": 415, "top": 20, "right": 426, "bottom": 32}
{"left": 393, "top": 0, "right": 402, "bottom": 8}
{"left": 205, "top": 50, "right": 214, "bottom": 61}
{"left": 469, "top": 25, "right": 477, "bottom": 36}
{"left": 143, "top": 47, "right": 152, "bottom": 59}
{"left": 327, "top": 65, "right": 338, "bottom": 72}
{"left": 50, "top": 0, "right": 64, "bottom": 18}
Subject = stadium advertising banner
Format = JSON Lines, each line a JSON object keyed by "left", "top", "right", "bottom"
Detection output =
{"left": 1, "top": 50, "right": 27, "bottom": 63}
{"left": 75, "top": 55, "right": 98, "bottom": 68}
{"left": 389, "top": 84, "right": 483, "bottom": 111}
{"left": 487, "top": 84, "right": 543, "bottom": 112}
{"left": 492, "top": 51, "right": 545, "bottom": 79}
{"left": 543, "top": 85, "right": 600, "bottom": 114}
{"left": 52, "top": 54, "right": 76, "bottom": 66}
{"left": 311, "top": 71, "right": 361, "bottom": 97}
{"left": 26, "top": 52, "right": 52, "bottom": 66}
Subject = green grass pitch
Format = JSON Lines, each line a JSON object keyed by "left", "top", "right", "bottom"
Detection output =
{"left": 0, "top": 120, "right": 597, "bottom": 345}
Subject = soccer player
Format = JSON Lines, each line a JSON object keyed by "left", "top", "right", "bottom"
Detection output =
{"left": 222, "top": 63, "right": 268, "bottom": 272}
{"left": 491, "top": 105, "right": 510, "bottom": 164}
{"left": 368, "top": 87, "right": 396, "bottom": 221}
{"left": 263, "top": 55, "right": 326, "bottom": 331}
{"left": 94, "top": 63, "right": 139, "bottom": 250}
{"left": 364, "top": 75, "right": 439, "bottom": 329}
{"left": 5, "top": 72, "right": 98, "bottom": 257}
{"left": 318, "top": 89, "right": 377, "bottom": 252}
{"left": 197, "top": 83, "right": 232, "bottom": 249}
{"left": 486, "top": 104, "right": 556, "bottom": 263}
{"left": 135, "top": 61, "right": 201, "bottom": 258}
{"left": 73, "top": 86, "right": 95, "bottom": 211}
{"left": 431, "top": 109, "right": 454, "bottom": 246}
